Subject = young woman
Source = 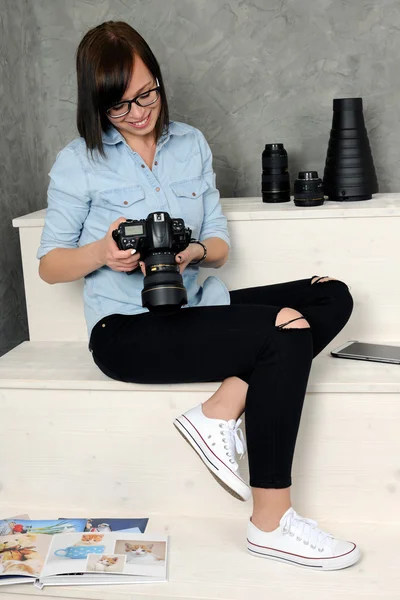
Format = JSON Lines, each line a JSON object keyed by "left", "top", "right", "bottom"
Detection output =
{"left": 38, "top": 21, "right": 359, "bottom": 570}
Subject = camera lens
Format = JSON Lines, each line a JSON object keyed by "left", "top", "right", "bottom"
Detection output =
{"left": 141, "top": 251, "right": 187, "bottom": 314}
{"left": 293, "top": 171, "right": 324, "bottom": 207}
{"left": 262, "top": 143, "right": 290, "bottom": 203}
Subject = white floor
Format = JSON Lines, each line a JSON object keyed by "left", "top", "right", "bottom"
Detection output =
{"left": 2, "top": 515, "right": 399, "bottom": 600}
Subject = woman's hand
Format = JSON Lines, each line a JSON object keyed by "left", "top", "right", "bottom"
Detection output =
{"left": 138, "top": 243, "right": 203, "bottom": 276}
{"left": 175, "top": 243, "right": 204, "bottom": 274}
{"left": 99, "top": 217, "right": 141, "bottom": 272}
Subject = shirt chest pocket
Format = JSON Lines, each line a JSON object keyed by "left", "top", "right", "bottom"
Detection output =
{"left": 169, "top": 177, "right": 208, "bottom": 235}
{"left": 99, "top": 185, "right": 148, "bottom": 220}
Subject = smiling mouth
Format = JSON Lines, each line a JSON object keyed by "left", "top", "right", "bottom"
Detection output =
{"left": 128, "top": 113, "right": 151, "bottom": 127}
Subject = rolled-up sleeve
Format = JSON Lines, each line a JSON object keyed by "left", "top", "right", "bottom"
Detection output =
{"left": 197, "top": 130, "right": 231, "bottom": 247}
{"left": 37, "top": 147, "right": 91, "bottom": 259}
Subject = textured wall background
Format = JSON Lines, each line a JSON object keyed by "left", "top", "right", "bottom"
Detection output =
{"left": 1, "top": 0, "right": 400, "bottom": 355}
{"left": 0, "top": 0, "right": 47, "bottom": 356}
{"left": 31, "top": 0, "right": 400, "bottom": 195}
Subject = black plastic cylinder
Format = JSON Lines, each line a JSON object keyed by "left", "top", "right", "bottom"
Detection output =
{"left": 323, "top": 98, "right": 378, "bottom": 201}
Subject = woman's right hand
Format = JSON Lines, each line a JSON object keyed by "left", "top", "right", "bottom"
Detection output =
{"left": 99, "top": 217, "right": 142, "bottom": 272}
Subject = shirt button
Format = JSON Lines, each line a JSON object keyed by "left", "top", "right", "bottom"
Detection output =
{"left": 192, "top": 192, "right": 197, "bottom": 197}
{"left": 141, "top": 164, "right": 145, "bottom": 168}
{"left": 124, "top": 201, "right": 128, "bottom": 205}
{"left": 154, "top": 161, "right": 158, "bottom": 166}
{"left": 156, "top": 187, "right": 160, "bottom": 192}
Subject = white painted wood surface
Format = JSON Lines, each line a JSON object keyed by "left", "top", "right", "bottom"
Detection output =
{"left": 13, "top": 193, "right": 400, "bottom": 342}
{"left": 1, "top": 515, "right": 399, "bottom": 600}
{"left": 12, "top": 194, "right": 400, "bottom": 227}
{"left": 1, "top": 341, "right": 400, "bottom": 393}
{"left": 0, "top": 342, "right": 399, "bottom": 522}
{"left": 2, "top": 195, "right": 400, "bottom": 599}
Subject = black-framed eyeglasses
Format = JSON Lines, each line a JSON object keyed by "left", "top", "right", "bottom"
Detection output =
{"left": 106, "top": 78, "right": 161, "bottom": 119}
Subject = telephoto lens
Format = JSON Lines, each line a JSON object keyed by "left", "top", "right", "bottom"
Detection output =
{"left": 141, "top": 251, "right": 187, "bottom": 314}
{"left": 323, "top": 98, "right": 378, "bottom": 201}
{"left": 262, "top": 143, "right": 290, "bottom": 203}
{"left": 293, "top": 171, "right": 324, "bottom": 207}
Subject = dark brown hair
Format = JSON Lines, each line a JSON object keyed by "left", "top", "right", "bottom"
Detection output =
{"left": 76, "top": 21, "right": 169, "bottom": 156}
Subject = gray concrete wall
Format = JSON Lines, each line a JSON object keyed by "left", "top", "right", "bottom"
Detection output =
{"left": 1, "top": 0, "right": 400, "bottom": 354}
{"left": 0, "top": 0, "right": 47, "bottom": 356}
{"left": 32, "top": 0, "right": 400, "bottom": 195}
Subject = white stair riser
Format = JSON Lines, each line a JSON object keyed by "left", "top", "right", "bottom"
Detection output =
{"left": 19, "top": 227, "right": 87, "bottom": 341}
{"left": 0, "top": 389, "right": 398, "bottom": 522}
{"left": 18, "top": 214, "right": 400, "bottom": 342}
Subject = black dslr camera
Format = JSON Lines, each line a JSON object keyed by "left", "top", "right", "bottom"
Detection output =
{"left": 112, "top": 212, "right": 192, "bottom": 313}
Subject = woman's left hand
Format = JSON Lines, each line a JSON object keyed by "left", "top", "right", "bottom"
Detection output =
{"left": 139, "top": 243, "right": 203, "bottom": 275}
{"left": 175, "top": 243, "right": 204, "bottom": 273}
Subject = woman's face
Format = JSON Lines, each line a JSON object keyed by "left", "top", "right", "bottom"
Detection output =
{"left": 106, "top": 55, "right": 161, "bottom": 144}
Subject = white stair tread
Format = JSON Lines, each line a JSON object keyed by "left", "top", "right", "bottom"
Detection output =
{"left": 2, "top": 515, "right": 399, "bottom": 600}
{"left": 1, "top": 341, "right": 400, "bottom": 392}
{"left": 12, "top": 193, "right": 400, "bottom": 227}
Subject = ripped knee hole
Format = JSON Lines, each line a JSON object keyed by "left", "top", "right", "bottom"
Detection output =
{"left": 311, "top": 276, "right": 338, "bottom": 284}
{"left": 275, "top": 308, "right": 310, "bottom": 330}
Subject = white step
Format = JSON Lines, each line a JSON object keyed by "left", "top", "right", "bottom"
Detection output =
{"left": 1, "top": 341, "right": 399, "bottom": 523}
{"left": 1, "top": 513, "right": 399, "bottom": 600}
{"left": 13, "top": 194, "right": 400, "bottom": 342}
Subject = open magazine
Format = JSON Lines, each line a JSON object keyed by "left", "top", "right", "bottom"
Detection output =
{"left": 0, "top": 518, "right": 167, "bottom": 587}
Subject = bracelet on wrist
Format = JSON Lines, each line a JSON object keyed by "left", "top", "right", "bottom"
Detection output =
{"left": 189, "top": 239, "right": 207, "bottom": 265}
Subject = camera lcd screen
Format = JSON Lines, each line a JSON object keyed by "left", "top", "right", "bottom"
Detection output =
{"left": 125, "top": 225, "right": 144, "bottom": 235}
{"left": 338, "top": 342, "right": 400, "bottom": 361}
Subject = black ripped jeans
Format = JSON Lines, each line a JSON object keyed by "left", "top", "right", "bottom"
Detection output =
{"left": 89, "top": 277, "right": 353, "bottom": 488}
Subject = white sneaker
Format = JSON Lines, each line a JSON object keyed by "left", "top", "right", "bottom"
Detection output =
{"left": 173, "top": 404, "right": 251, "bottom": 501}
{"left": 247, "top": 507, "right": 360, "bottom": 570}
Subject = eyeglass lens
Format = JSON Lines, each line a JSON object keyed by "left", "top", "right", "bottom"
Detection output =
{"left": 108, "top": 89, "right": 159, "bottom": 117}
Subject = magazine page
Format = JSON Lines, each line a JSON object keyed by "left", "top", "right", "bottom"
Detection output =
{"left": 0, "top": 575, "right": 36, "bottom": 586}
{"left": 0, "top": 533, "right": 52, "bottom": 581}
{"left": 0, "top": 519, "right": 86, "bottom": 536}
{"left": 62, "top": 518, "right": 149, "bottom": 534}
{"left": 0, "top": 519, "right": 30, "bottom": 536}
{"left": 40, "top": 532, "right": 168, "bottom": 582}
{"left": 36, "top": 573, "right": 163, "bottom": 587}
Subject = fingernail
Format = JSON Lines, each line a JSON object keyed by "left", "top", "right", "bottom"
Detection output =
{"left": 131, "top": 249, "right": 136, "bottom": 255}
{"left": 178, "top": 255, "right": 182, "bottom": 262}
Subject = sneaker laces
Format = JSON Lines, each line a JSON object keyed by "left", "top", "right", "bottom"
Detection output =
{"left": 281, "top": 509, "right": 334, "bottom": 552}
{"left": 219, "top": 418, "right": 247, "bottom": 469}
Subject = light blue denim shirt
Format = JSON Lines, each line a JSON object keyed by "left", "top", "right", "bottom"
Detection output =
{"left": 37, "top": 121, "right": 231, "bottom": 337}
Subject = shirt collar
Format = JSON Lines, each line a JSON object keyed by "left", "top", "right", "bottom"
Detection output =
{"left": 102, "top": 120, "right": 192, "bottom": 146}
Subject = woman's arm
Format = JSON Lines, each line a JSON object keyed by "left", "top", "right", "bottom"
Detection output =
{"left": 197, "top": 130, "right": 231, "bottom": 265}
{"left": 192, "top": 237, "right": 229, "bottom": 268}
{"left": 38, "top": 148, "right": 140, "bottom": 284}
{"left": 170, "top": 130, "right": 231, "bottom": 274}
{"left": 38, "top": 146, "right": 92, "bottom": 282}
{"left": 40, "top": 217, "right": 142, "bottom": 284}
{"left": 39, "top": 241, "right": 104, "bottom": 284}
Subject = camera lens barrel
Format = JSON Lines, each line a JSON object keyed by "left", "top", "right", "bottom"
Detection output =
{"left": 293, "top": 171, "right": 325, "bottom": 207}
{"left": 141, "top": 251, "right": 187, "bottom": 313}
{"left": 262, "top": 143, "right": 291, "bottom": 203}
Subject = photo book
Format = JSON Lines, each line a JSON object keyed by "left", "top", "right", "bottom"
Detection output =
{"left": 0, "top": 517, "right": 168, "bottom": 588}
